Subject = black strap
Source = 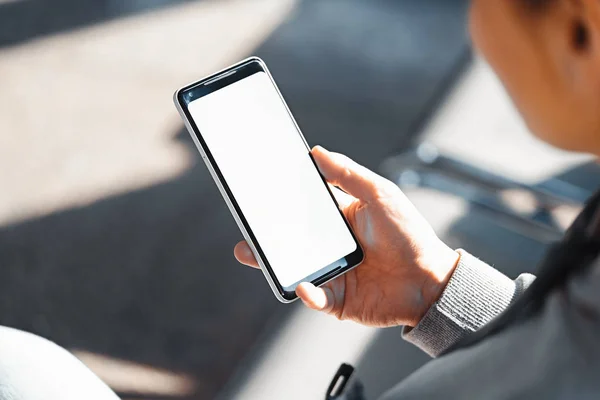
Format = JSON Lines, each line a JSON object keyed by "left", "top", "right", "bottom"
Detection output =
{"left": 442, "top": 189, "right": 600, "bottom": 355}
{"left": 325, "top": 363, "right": 366, "bottom": 400}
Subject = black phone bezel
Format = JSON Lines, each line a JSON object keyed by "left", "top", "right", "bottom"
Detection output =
{"left": 175, "top": 58, "right": 364, "bottom": 301}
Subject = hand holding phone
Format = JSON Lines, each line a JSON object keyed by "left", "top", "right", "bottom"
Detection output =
{"left": 174, "top": 58, "right": 363, "bottom": 302}
{"left": 175, "top": 57, "right": 458, "bottom": 322}
{"left": 236, "top": 146, "right": 461, "bottom": 328}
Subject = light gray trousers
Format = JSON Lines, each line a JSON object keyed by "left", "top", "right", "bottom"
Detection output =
{"left": 0, "top": 326, "right": 118, "bottom": 400}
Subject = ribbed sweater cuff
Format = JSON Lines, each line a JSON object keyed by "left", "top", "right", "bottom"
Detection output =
{"left": 402, "top": 249, "right": 516, "bottom": 357}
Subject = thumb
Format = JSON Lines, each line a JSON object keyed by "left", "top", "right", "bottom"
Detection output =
{"left": 296, "top": 282, "right": 335, "bottom": 313}
{"left": 312, "top": 146, "right": 382, "bottom": 202}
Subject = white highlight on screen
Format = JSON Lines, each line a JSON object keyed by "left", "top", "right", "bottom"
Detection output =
{"left": 188, "top": 72, "right": 356, "bottom": 287}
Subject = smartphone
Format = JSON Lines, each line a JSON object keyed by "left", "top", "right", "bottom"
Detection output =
{"left": 173, "top": 57, "right": 364, "bottom": 302}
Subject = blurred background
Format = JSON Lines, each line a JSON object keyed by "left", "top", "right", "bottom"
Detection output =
{"left": 0, "top": 1, "right": 598, "bottom": 399}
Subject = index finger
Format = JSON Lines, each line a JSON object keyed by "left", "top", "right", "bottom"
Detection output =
{"left": 312, "top": 146, "right": 384, "bottom": 202}
{"left": 234, "top": 241, "right": 259, "bottom": 269}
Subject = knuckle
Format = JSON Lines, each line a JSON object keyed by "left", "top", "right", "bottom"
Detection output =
{"left": 341, "top": 165, "right": 353, "bottom": 182}
{"left": 374, "top": 180, "right": 399, "bottom": 201}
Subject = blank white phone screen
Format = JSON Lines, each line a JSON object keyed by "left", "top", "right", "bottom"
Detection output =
{"left": 187, "top": 71, "right": 357, "bottom": 288}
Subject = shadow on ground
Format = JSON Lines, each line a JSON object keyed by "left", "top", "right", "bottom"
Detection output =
{"left": 0, "top": 0, "right": 201, "bottom": 48}
{"left": 0, "top": 130, "right": 280, "bottom": 398}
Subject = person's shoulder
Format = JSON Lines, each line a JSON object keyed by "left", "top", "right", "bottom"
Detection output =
{"left": 587, "top": 255, "right": 600, "bottom": 284}
{"left": 567, "top": 255, "right": 600, "bottom": 310}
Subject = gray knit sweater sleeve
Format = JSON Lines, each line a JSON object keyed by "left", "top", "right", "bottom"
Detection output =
{"left": 402, "top": 249, "right": 535, "bottom": 357}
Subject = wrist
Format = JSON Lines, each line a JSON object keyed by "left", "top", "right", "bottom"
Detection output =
{"left": 411, "top": 246, "right": 460, "bottom": 327}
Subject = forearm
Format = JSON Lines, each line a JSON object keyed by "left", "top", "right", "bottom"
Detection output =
{"left": 403, "top": 249, "right": 536, "bottom": 357}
